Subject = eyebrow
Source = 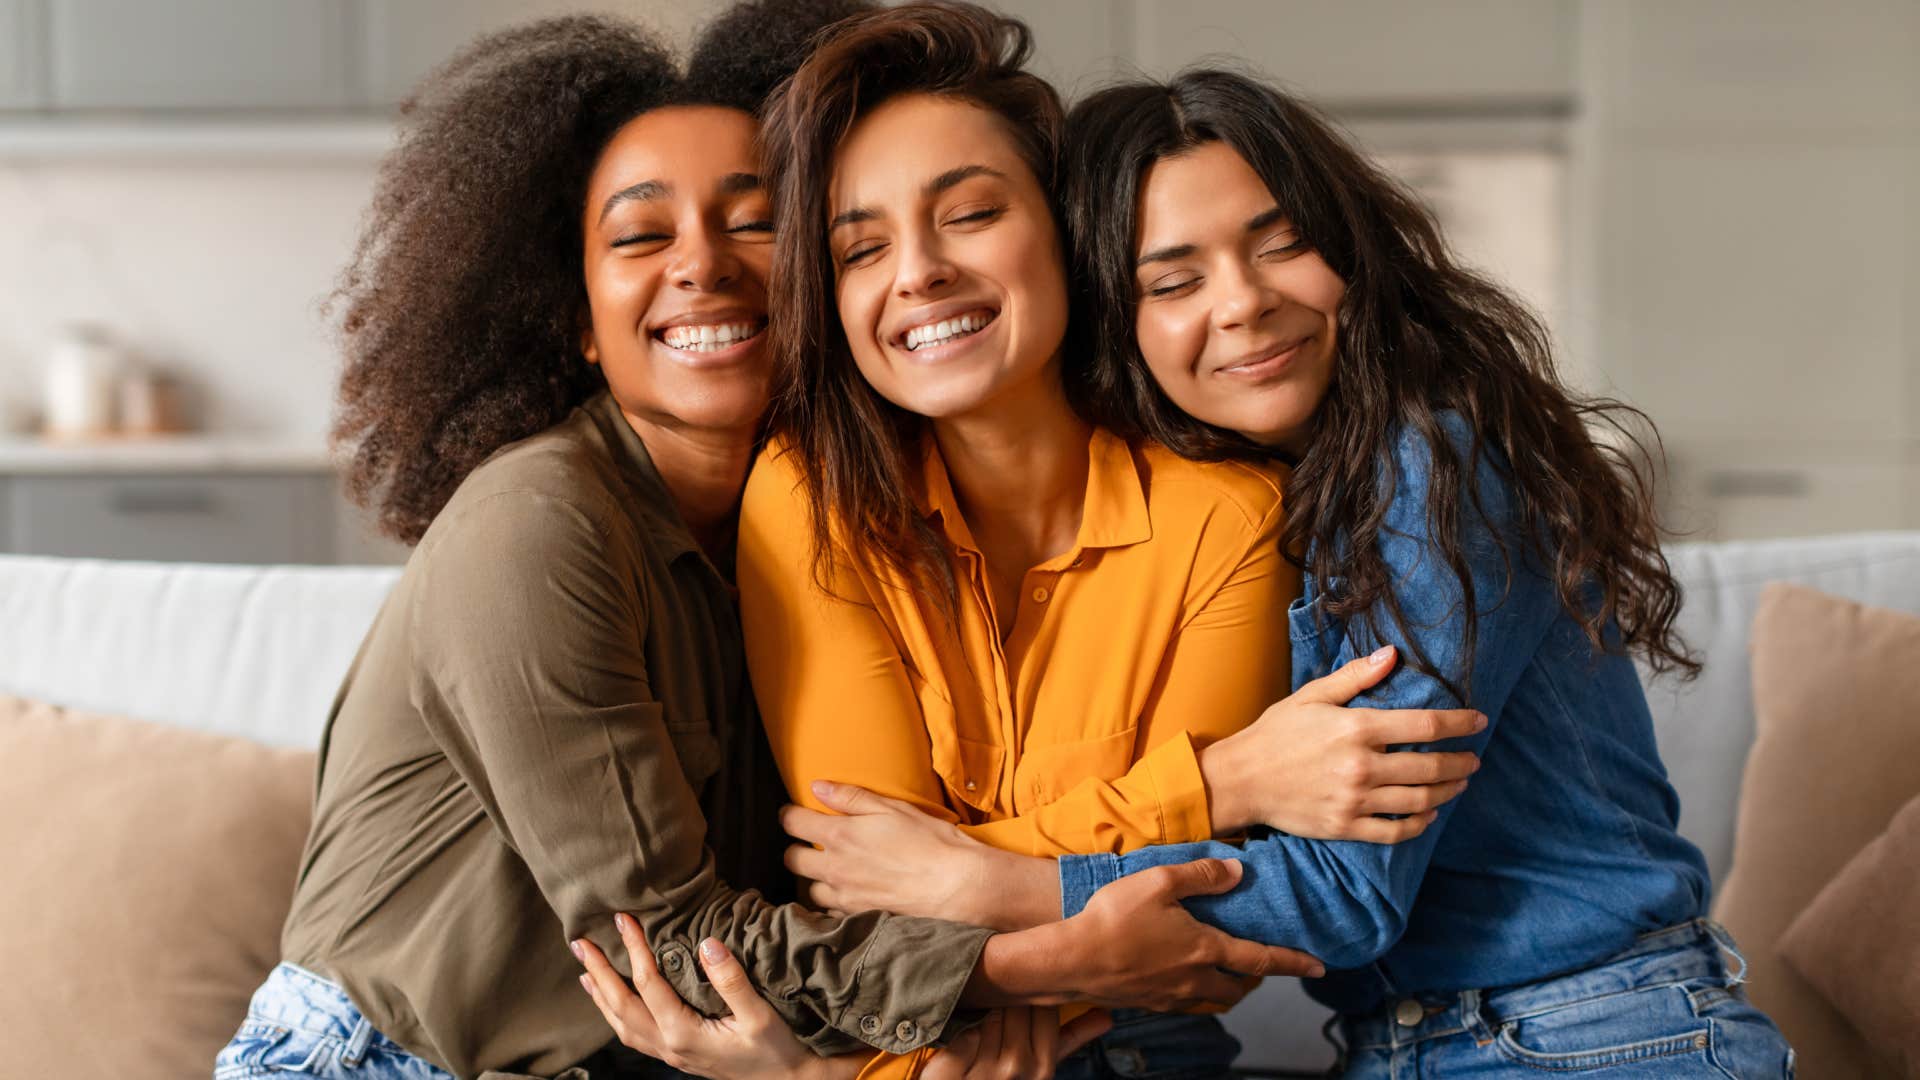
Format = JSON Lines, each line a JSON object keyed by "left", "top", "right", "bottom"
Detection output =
{"left": 1136, "top": 206, "right": 1292, "bottom": 267}
{"left": 599, "top": 179, "right": 670, "bottom": 223}
{"left": 598, "top": 173, "right": 764, "bottom": 224}
{"left": 829, "top": 163, "right": 1010, "bottom": 231}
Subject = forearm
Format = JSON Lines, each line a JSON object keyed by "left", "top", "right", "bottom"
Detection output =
{"left": 960, "top": 921, "right": 1084, "bottom": 1008}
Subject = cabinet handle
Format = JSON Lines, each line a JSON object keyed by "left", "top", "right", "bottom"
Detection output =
{"left": 109, "top": 490, "right": 218, "bottom": 515}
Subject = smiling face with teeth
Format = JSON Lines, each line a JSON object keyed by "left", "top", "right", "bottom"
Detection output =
{"left": 580, "top": 105, "right": 774, "bottom": 441}
{"left": 826, "top": 93, "right": 1068, "bottom": 422}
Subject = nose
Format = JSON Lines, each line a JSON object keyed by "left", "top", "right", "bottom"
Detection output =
{"left": 892, "top": 229, "right": 957, "bottom": 299}
{"left": 668, "top": 223, "right": 740, "bottom": 292}
{"left": 1213, "top": 259, "right": 1279, "bottom": 332}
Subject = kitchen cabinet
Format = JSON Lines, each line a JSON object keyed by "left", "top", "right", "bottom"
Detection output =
{"left": 0, "top": 0, "right": 45, "bottom": 109}
{"left": 48, "top": 0, "right": 356, "bottom": 110}
{"left": 6, "top": 473, "right": 336, "bottom": 564}
{"left": 357, "top": 0, "right": 639, "bottom": 110}
{"left": 1574, "top": 0, "right": 1920, "bottom": 540}
{"left": 1131, "top": 0, "right": 1575, "bottom": 108}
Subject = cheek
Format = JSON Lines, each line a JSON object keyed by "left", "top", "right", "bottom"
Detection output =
{"left": 1134, "top": 307, "right": 1204, "bottom": 386}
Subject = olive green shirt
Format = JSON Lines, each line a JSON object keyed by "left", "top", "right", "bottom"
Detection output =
{"left": 280, "top": 393, "right": 991, "bottom": 1080}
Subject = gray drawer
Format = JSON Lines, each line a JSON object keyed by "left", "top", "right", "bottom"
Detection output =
{"left": 7, "top": 473, "right": 333, "bottom": 564}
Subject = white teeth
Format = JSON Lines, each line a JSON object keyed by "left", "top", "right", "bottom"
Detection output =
{"left": 662, "top": 321, "right": 761, "bottom": 351}
{"left": 904, "top": 311, "right": 993, "bottom": 351}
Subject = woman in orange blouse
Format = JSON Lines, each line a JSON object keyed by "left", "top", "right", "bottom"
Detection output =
{"left": 580, "top": 4, "right": 1482, "bottom": 1077}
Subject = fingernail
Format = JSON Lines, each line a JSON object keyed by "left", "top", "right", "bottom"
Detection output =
{"left": 569, "top": 939, "right": 585, "bottom": 962}
{"left": 614, "top": 912, "right": 634, "bottom": 934}
{"left": 700, "top": 938, "right": 727, "bottom": 964}
{"left": 1369, "top": 645, "right": 1393, "bottom": 665}
{"left": 811, "top": 779, "right": 834, "bottom": 799}
{"left": 1310, "top": 965, "right": 1327, "bottom": 978}
{"left": 579, "top": 973, "right": 592, "bottom": 993}
{"left": 1475, "top": 713, "right": 1489, "bottom": 730}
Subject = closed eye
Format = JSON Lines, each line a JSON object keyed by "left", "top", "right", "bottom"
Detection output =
{"left": 1145, "top": 275, "right": 1200, "bottom": 298}
{"left": 611, "top": 232, "right": 670, "bottom": 249}
{"left": 842, "top": 241, "right": 887, "bottom": 266}
{"left": 730, "top": 220, "right": 773, "bottom": 234}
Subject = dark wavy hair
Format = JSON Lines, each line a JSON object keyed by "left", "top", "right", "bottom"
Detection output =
{"left": 1063, "top": 70, "right": 1697, "bottom": 685}
{"left": 330, "top": 0, "right": 873, "bottom": 544}
{"left": 759, "top": 0, "right": 1065, "bottom": 600}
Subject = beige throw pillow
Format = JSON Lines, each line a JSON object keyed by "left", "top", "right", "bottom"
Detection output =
{"left": 0, "top": 696, "right": 315, "bottom": 1077}
{"left": 1712, "top": 583, "right": 1920, "bottom": 1079}
{"left": 1778, "top": 792, "right": 1920, "bottom": 1077}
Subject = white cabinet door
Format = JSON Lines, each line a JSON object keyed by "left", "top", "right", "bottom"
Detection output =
{"left": 0, "top": 0, "right": 46, "bottom": 109}
{"left": 49, "top": 0, "right": 355, "bottom": 110}
{"left": 1131, "top": 0, "right": 1575, "bottom": 107}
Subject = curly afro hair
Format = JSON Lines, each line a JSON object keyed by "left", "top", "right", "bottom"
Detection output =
{"left": 331, "top": 0, "right": 873, "bottom": 545}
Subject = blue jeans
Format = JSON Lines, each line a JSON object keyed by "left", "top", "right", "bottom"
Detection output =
{"left": 214, "top": 962, "right": 455, "bottom": 1079}
{"left": 1336, "top": 921, "right": 1793, "bottom": 1078}
{"left": 1054, "top": 1009, "right": 1239, "bottom": 1079}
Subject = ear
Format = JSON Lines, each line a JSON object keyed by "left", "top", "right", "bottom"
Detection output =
{"left": 578, "top": 305, "right": 600, "bottom": 366}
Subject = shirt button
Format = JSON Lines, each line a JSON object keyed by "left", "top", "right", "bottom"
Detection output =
{"left": 1394, "top": 999, "right": 1424, "bottom": 1027}
{"left": 860, "top": 1014, "right": 882, "bottom": 1036}
{"left": 894, "top": 1019, "right": 918, "bottom": 1043}
{"left": 660, "top": 949, "right": 684, "bottom": 974}
{"left": 964, "top": 780, "right": 977, "bottom": 791}
{"left": 1031, "top": 586, "right": 1050, "bottom": 603}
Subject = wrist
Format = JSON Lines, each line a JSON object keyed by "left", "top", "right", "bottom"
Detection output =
{"left": 1197, "top": 732, "right": 1258, "bottom": 832}
{"left": 964, "top": 921, "right": 1081, "bottom": 1008}
{"left": 971, "top": 848, "right": 1061, "bottom": 931}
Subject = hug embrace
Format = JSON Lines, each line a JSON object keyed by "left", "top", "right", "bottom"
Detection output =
{"left": 213, "top": 2, "right": 1793, "bottom": 1079}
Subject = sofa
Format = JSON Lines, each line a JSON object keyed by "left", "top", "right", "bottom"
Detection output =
{"left": 4, "top": 532, "right": 1919, "bottom": 1078}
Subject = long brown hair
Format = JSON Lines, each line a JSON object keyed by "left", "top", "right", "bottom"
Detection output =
{"left": 759, "top": 0, "right": 1064, "bottom": 599}
{"left": 1062, "top": 70, "right": 1697, "bottom": 687}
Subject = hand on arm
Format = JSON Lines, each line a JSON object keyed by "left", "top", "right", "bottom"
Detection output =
{"left": 576, "top": 912, "right": 1108, "bottom": 1080}
{"left": 1198, "top": 645, "right": 1486, "bottom": 837}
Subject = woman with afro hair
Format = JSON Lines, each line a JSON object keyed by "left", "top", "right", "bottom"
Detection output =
{"left": 214, "top": 5, "right": 1308, "bottom": 1080}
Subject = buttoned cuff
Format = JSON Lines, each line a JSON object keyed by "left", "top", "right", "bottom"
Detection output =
{"left": 831, "top": 914, "right": 993, "bottom": 1054}
{"left": 1058, "top": 852, "right": 1123, "bottom": 920}
{"left": 1141, "top": 731, "right": 1213, "bottom": 844}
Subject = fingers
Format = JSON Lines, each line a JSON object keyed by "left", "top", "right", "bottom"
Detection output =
{"left": 1148, "top": 857, "right": 1244, "bottom": 900}
{"left": 573, "top": 936, "right": 662, "bottom": 1053}
{"left": 811, "top": 779, "right": 887, "bottom": 814}
{"left": 1207, "top": 932, "right": 1327, "bottom": 980}
{"left": 1363, "top": 708, "right": 1488, "bottom": 748}
{"left": 1362, "top": 779, "right": 1470, "bottom": 816}
{"left": 696, "top": 937, "right": 776, "bottom": 1028}
{"left": 780, "top": 803, "right": 838, "bottom": 844}
{"left": 1341, "top": 812, "right": 1441, "bottom": 845}
{"left": 783, "top": 841, "right": 831, "bottom": 882}
{"left": 614, "top": 912, "right": 701, "bottom": 1031}
{"left": 1369, "top": 749, "right": 1481, "bottom": 786}
{"left": 1292, "top": 645, "right": 1397, "bottom": 705}
{"left": 1054, "top": 1008, "right": 1111, "bottom": 1062}
{"left": 971, "top": 1009, "right": 1005, "bottom": 1075}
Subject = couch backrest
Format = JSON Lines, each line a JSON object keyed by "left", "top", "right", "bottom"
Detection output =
{"left": 0, "top": 555, "right": 402, "bottom": 748}
{"left": 5, "top": 533, "right": 1920, "bottom": 868}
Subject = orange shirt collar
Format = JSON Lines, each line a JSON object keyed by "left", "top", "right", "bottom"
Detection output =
{"left": 915, "top": 427, "right": 1152, "bottom": 555}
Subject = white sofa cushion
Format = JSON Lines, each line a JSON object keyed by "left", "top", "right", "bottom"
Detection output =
{"left": 0, "top": 555, "right": 401, "bottom": 748}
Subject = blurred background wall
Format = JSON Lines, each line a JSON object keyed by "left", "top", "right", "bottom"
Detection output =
{"left": 0, "top": 0, "right": 1913, "bottom": 563}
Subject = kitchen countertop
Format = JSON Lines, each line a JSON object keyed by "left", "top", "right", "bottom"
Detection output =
{"left": 0, "top": 434, "right": 335, "bottom": 473}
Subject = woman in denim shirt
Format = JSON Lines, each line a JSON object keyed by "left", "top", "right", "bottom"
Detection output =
{"left": 764, "top": 71, "right": 1797, "bottom": 1078}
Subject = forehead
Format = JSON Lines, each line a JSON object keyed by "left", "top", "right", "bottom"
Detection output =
{"left": 1136, "top": 141, "right": 1275, "bottom": 243}
{"left": 587, "top": 105, "right": 760, "bottom": 205}
{"left": 829, "top": 93, "right": 1033, "bottom": 208}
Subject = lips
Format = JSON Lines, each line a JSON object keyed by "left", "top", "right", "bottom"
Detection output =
{"left": 651, "top": 312, "right": 769, "bottom": 355}
{"left": 1213, "top": 336, "right": 1307, "bottom": 377}
{"left": 889, "top": 303, "right": 1000, "bottom": 352}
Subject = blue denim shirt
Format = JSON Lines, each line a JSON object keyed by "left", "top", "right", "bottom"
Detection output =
{"left": 1058, "top": 416, "right": 1711, "bottom": 1014}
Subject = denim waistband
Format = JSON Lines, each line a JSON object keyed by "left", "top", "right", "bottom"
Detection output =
{"left": 245, "top": 961, "right": 406, "bottom": 1060}
{"left": 1340, "top": 920, "right": 1745, "bottom": 1052}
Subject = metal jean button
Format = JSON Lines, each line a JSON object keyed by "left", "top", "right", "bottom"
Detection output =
{"left": 1394, "top": 998, "right": 1425, "bottom": 1027}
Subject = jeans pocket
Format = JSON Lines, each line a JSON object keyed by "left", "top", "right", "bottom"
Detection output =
{"left": 1682, "top": 979, "right": 1796, "bottom": 1080}
{"left": 214, "top": 1021, "right": 336, "bottom": 1077}
{"left": 1491, "top": 986, "right": 1711, "bottom": 1072}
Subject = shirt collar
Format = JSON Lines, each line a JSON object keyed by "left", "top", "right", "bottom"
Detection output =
{"left": 914, "top": 426, "right": 1152, "bottom": 555}
{"left": 583, "top": 391, "right": 706, "bottom": 566}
